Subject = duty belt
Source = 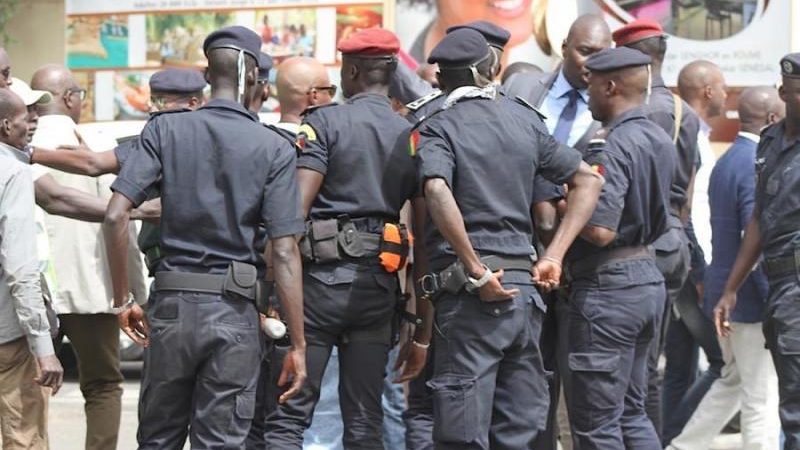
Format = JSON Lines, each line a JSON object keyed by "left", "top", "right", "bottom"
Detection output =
{"left": 417, "top": 255, "right": 535, "bottom": 301}
{"left": 764, "top": 252, "right": 800, "bottom": 279}
{"left": 154, "top": 271, "right": 268, "bottom": 303}
{"left": 566, "top": 245, "right": 653, "bottom": 281}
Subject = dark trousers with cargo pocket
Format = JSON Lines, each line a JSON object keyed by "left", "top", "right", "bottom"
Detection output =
{"left": 429, "top": 270, "right": 549, "bottom": 450}
{"left": 763, "top": 276, "right": 800, "bottom": 450}
{"left": 137, "top": 291, "right": 262, "bottom": 449}
{"left": 265, "top": 261, "right": 399, "bottom": 450}
{"left": 566, "top": 258, "right": 665, "bottom": 450}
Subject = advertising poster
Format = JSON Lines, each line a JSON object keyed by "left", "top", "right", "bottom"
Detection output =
{"left": 65, "top": 0, "right": 392, "bottom": 121}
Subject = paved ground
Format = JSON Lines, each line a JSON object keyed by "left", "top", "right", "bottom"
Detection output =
{"left": 46, "top": 363, "right": 744, "bottom": 450}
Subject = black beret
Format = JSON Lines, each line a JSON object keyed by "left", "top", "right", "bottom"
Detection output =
{"left": 149, "top": 68, "right": 206, "bottom": 94}
{"left": 428, "top": 28, "right": 491, "bottom": 68}
{"left": 584, "top": 47, "right": 652, "bottom": 73}
{"left": 781, "top": 53, "right": 800, "bottom": 78}
{"left": 203, "top": 26, "right": 261, "bottom": 61}
{"left": 446, "top": 21, "right": 511, "bottom": 50}
{"left": 258, "top": 52, "right": 273, "bottom": 81}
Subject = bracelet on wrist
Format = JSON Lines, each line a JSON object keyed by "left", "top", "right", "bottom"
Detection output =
{"left": 110, "top": 297, "right": 135, "bottom": 315}
{"left": 411, "top": 339, "right": 430, "bottom": 349}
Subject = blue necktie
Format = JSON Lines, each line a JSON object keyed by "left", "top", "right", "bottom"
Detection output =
{"left": 552, "top": 89, "right": 579, "bottom": 145}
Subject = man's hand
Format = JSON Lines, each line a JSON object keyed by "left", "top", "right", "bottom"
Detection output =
{"left": 713, "top": 291, "right": 737, "bottom": 338}
{"left": 394, "top": 338, "right": 428, "bottom": 383}
{"left": 119, "top": 303, "right": 149, "bottom": 347}
{"left": 34, "top": 354, "right": 64, "bottom": 395}
{"left": 477, "top": 269, "right": 519, "bottom": 302}
{"left": 532, "top": 258, "right": 562, "bottom": 292}
{"left": 278, "top": 347, "right": 307, "bottom": 404}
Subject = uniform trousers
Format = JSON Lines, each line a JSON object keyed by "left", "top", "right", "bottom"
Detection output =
{"left": 0, "top": 337, "right": 49, "bottom": 450}
{"left": 429, "top": 270, "right": 549, "bottom": 450}
{"left": 567, "top": 259, "right": 665, "bottom": 450}
{"left": 265, "top": 261, "right": 398, "bottom": 450}
{"left": 667, "top": 322, "right": 780, "bottom": 450}
{"left": 137, "top": 292, "right": 261, "bottom": 449}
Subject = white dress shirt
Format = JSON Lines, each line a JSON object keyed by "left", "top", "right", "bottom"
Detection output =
{"left": 693, "top": 120, "right": 716, "bottom": 264}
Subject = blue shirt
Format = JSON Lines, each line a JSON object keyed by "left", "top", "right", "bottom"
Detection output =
{"left": 704, "top": 133, "right": 768, "bottom": 322}
{"left": 539, "top": 70, "right": 592, "bottom": 148}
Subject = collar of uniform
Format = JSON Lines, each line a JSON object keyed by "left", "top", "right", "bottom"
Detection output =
{"left": 552, "top": 69, "right": 588, "bottom": 103}
{"left": 651, "top": 74, "right": 667, "bottom": 89}
{"left": 200, "top": 98, "right": 258, "bottom": 122}
{"left": 738, "top": 131, "right": 760, "bottom": 144}
{"left": 345, "top": 92, "right": 392, "bottom": 106}
{"left": 0, "top": 141, "right": 29, "bottom": 164}
{"left": 606, "top": 105, "right": 647, "bottom": 131}
{"left": 776, "top": 121, "right": 800, "bottom": 153}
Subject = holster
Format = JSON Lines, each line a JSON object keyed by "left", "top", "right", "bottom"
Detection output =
{"left": 339, "top": 217, "right": 366, "bottom": 258}
{"left": 309, "top": 218, "right": 341, "bottom": 263}
{"left": 223, "top": 261, "right": 267, "bottom": 314}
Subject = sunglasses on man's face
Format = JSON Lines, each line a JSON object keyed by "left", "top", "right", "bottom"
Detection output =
{"left": 308, "top": 85, "right": 337, "bottom": 96}
{"left": 66, "top": 88, "right": 87, "bottom": 101}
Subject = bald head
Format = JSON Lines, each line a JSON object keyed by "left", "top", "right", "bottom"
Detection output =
{"left": 678, "top": 60, "right": 727, "bottom": 120}
{"left": 0, "top": 48, "right": 11, "bottom": 88}
{"left": 31, "top": 64, "right": 84, "bottom": 122}
{"left": 738, "top": 86, "right": 784, "bottom": 134}
{"left": 0, "top": 89, "right": 30, "bottom": 149}
{"left": 562, "top": 15, "right": 612, "bottom": 89}
{"left": 276, "top": 57, "right": 331, "bottom": 123}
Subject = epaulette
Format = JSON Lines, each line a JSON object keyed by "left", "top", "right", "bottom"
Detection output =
{"left": 300, "top": 102, "right": 338, "bottom": 117}
{"left": 264, "top": 124, "right": 297, "bottom": 147}
{"left": 406, "top": 90, "right": 444, "bottom": 112}
{"left": 587, "top": 137, "right": 606, "bottom": 149}
{"left": 148, "top": 107, "right": 191, "bottom": 120}
{"left": 116, "top": 134, "right": 139, "bottom": 145}
{"left": 513, "top": 96, "right": 546, "bottom": 122}
{"left": 409, "top": 107, "right": 447, "bottom": 132}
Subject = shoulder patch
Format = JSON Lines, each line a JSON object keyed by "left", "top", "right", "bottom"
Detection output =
{"left": 295, "top": 123, "right": 319, "bottom": 151}
{"left": 301, "top": 102, "right": 338, "bottom": 117}
{"left": 406, "top": 90, "right": 444, "bottom": 111}
{"left": 514, "top": 96, "right": 546, "bottom": 121}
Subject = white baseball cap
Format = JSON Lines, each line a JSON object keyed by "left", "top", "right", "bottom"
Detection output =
{"left": 9, "top": 77, "right": 52, "bottom": 106}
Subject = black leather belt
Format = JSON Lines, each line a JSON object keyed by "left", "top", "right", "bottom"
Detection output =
{"left": 417, "top": 255, "right": 534, "bottom": 300}
{"left": 154, "top": 271, "right": 268, "bottom": 300}
{"left": 567, "top": 246, "right": 653, "bottom": 281}
{"left": 764, "top": 253, "right": 799, "bottom": 279}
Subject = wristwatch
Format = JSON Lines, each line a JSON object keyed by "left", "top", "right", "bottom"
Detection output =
{"left": 110, "top": 297, "right": 135, "bottom": 315}
{"left": 466, "top": 264, "right": 492, "bottom": 293}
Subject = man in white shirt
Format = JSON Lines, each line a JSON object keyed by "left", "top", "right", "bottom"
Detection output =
{"left": 30, "top": 64, "right": 145, "bottom": 450}
{"left": 0, "top": 88, "right": 63, "bottom": 449}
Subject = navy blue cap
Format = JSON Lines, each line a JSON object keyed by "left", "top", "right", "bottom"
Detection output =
{"left": 781, "top": 53, "right": 800, "bottom": 78}
{"left": 446, "top": 21, "right": 511, "bottom": 50}
{"left": 203, "top": 25, "right": 261, "bottom": 61}
{"left": 428, "top": 28, "right": 491, "bottom": 68}
{"left": 149, "top": 68, "right": 206, "bottom": 94}
{"left": 584, "top": 47, "right": 652, "bottom": 73}
{"left": 258, "top": 52, "right": 273, "bottom": 81}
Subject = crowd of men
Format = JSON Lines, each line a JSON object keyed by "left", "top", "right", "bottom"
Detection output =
{"left": 0, "top": 12, "right": 798, "bottom": 450}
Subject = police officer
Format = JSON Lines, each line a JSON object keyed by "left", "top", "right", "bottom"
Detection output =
{"left": 103, "top": 26, "right": 307, "bottom": 448}
{"left": 414, "top": 29, "right": 602, "bottom": 450}
{"left": 715, "top": 53, "right": 800, "bottom": 449}
{"left": 249, "top": 51, "right": 273, "bottom": 114}
{"left": 612, "top": 20, "right": 702, "bottom": 433}
{"left": 403, "top": 21, "right": 510, "bottom": 123}
{"left": 264, "top": 28, "right": 418, "bottom": 449}
{"left": 562, "top": 47, "right": 675, "bottom": 449}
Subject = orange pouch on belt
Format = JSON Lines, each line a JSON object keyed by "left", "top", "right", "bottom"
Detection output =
{"left": 379, "top": 223, "right": 411, "bottom": 273}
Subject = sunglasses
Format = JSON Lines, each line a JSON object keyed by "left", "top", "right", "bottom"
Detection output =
{"left": 308, "top": 85, "right": 337, "bottom": 96}
{"left": 66, "top": 88, "right": 87, "bottom": 101}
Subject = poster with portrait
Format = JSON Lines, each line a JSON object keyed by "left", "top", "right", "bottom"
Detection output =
{"left": 65, "top": 0, "right": 392, "bottom": 121}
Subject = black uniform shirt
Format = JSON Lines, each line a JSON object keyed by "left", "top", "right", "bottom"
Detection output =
{"left": 646, "top": 75, "right": 701, "bottom": 213}
{"left": 755, "top": 121, "right": 800, "bottom": 259}
{"left": 416, "top": 94, "right": 582, "bottom": 269}
{"left": 297, "top": 92, "right": 417, "bottom": 229}
{"left": 568, "top": 107, "right": 675, "bottom": 262}
{"left": 112, "top": 98, "right": 304, "bottom": 274}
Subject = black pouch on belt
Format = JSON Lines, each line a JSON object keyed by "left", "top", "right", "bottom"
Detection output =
{"left": 223, "top": 261, "right": 258, "bottom": 302}
{"left": 311, "top": 219, "right": 341, "bottom": 263}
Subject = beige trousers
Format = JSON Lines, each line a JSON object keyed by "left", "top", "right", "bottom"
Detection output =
{"left": 0, "top": 337, "right": 49, "bottom": 450}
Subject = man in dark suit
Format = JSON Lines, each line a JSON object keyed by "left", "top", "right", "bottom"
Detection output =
{"left": 502, "top": 14, "right": 612, "bottom": 450}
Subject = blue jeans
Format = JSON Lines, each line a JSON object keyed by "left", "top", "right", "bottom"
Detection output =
{"left": 661, "top": 282, "right": 723, "bottom": 445}
{"left": 304, "top": 346, "right": 407, "bottom": 449}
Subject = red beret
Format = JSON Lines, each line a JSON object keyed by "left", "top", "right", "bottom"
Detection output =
{"left": 612, "top": 19, "right": 665, "bottom": 47}
{"left": 337, "top": 28, "right": 400, "bottom": 56}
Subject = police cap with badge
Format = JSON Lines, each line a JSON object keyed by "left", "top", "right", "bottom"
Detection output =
{"left": 149, "top": 68, "right": 206, "bottom": 95}
{"left": 584, "top": 47, "right": 652, "bottom": 73}
{"left": 203, "top": 25, "right": 262, "bottom": 102}
{"left": 781, "top": 53, "right": 800, "bottom": 79}
{"left": 258, "top": 51, "right": 274, "bottom": 83}
{"left": 428, "top": 28, "right": 492, "bottom": 69}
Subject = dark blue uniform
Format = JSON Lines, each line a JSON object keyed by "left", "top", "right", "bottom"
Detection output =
{"left": 564, "top": 106, "right": 674, "bottom": 450}
{"left": 112, "top": 98, "right": 304, "bottom": 448}
{"left": 753, "top": 120, "right": 800, "bottom": 448}
{"left": 416, "top": 91, "right": 581, "bottom": 449}
{"left": 264, "top": 92, "right": 417, "bottom": 449}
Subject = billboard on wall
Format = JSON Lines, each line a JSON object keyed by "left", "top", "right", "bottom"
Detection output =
{"left": 394, "top": 0, "right": 792, "bottom": 87}
{"left": 65, "top": 0, "right": 392, "bottom": 121}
